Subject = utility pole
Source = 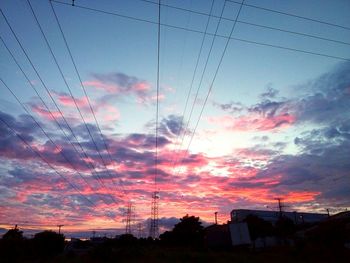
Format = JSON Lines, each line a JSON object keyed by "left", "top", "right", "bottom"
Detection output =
{"left": 57, "top": 225, "right": 64, "bottom": 234}
{"left": 275, "top": 198, "right": 284, "bottom": 218}
{"left": 214, "top": 212, "right": 218, "bottom": 225}
{"left": 149, "top": 191, "right": 159, "bottom": 239}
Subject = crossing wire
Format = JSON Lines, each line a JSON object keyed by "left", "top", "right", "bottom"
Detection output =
{"left": 227, "top": 0, "right": 350, "bottom": 31}
{"left": 139, "top": 0, "right": 350, "bottom": 46}
{"left": 49, "top": 0, "right": 127, "bottom": 196}
{"left": 0, "top": 11, "right": 118, "bottom": 203}
{"left": 26, "top": 0, "right": 123, "bottom": 197}
{"left": 50, "top": 0, "right": 350, "bottom": 62}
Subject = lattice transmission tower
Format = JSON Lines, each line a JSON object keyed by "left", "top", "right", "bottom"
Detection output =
{"left": 149, "top": 191, "right": 159, "bottom": 239}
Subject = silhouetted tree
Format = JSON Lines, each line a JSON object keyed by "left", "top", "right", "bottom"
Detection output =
{"left": 160, "top": 214, "right": 204, "bottom": 247}
{"left": 244, "top": 215, "right": 274, "bottom": 241}
{"left": 0, "top": 226, "right": 25, "bottom": 262}
{"left": 2, "top": 225, "right": 23, "bottom": 240}
{"left": 33, "top": 230, "right": 65, "bottom": 258}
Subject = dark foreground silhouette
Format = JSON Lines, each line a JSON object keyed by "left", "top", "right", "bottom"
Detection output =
{"left": 1, "top": 214, "right": 349, "bottom": 262}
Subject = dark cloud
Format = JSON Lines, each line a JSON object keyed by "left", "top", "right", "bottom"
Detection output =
{"left": 260, "top": 86, "right": 279, "bottom": 99}
{"left": 159, "top": 115, "right": 184, "bottom": 138}
{"left": 249, "top": 100, "right": 287, "bottom": 118}
{"left": 158, "top": 217, "right": 180, "bottom": 230}
{"left": 254, "top": 125, "right": 350, "bottom": 206}
{"left": 295, "top": 62, "right": 350, "bottom": 124}
{"left": 213, "top": 101, "right": 245, "bottom": 113}
{"left": 89, "top": 72, "right": 152, "bottom": 98}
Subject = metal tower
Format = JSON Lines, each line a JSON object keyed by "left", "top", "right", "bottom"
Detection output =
{"left": 125, "top": 202, "right": 133, "bottom": 235}
{"left": 149, "top": 191, "right": 159, "bottom": 239}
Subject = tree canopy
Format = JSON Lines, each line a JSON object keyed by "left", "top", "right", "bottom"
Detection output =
{"left": 160, "top": 214, "right": 204, "bottom": 247}
{"left": 2, "top": 225, "right": 23, "bottom": 240}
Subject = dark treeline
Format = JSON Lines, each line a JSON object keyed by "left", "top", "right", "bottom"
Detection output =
{"left": 0, "top": 226, "right": 65, "bottom": 262}
{"left": 0, "top": 214, "right": 349, "bottom": 262}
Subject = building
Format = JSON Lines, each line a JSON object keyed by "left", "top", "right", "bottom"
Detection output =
{"left": 231, "top": 209, "right": 328, "bottom": 225}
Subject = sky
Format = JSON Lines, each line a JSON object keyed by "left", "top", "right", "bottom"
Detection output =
{"left": 0, "top": 0, "right": 350, "bottom": 238}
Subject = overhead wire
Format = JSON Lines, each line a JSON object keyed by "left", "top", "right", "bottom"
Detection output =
{"left": 172, "top": 0, "right": 228, "bottom": 173}
{"left": 0, "top": 113, "right": 94, "bottom": 206}
{"left": 168, "top": 0, "right": 194, "bottom": 109}
{"left": 0, "top": 37, "right": 109, "bottom": 198}
{"left": 227, "top": 0, "right": 350, "bottom": 31}
{"left": 154, "top": 0, "right": 161, "bottom": 189}
{"left": 26, "top": 0, "right": 123, "bottom": 197}
{"left": 0, "top": 11, "right": 118, "bottom": 203}
{"left": 50, "top": 0, "right": 350, "bottom": 62}
{"left": 0, "top": 77, "right": 97, "bottom": 196}
{"left": 182, "top": 1, "right": 246, "bottom": 162}
{"left": 49, "top": 0, "right": 126, "bottom": 197}
{"left": 139, "top": 0, "right": 350, "bottom": 46}
{"left": 169, "top": 0, "right": 215, "bottom": 173}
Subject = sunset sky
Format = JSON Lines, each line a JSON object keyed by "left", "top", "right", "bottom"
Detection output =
{"left": 1, "top": 0, "right": 350, "bottom": 237}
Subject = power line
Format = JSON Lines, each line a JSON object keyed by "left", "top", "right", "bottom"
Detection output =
{"left": 0, "top": 13, "right": 117, "bottom": 203}
{"left": 173, "top": 0, "right": 228, "bottom": 173}
{"left": 139, "top": 0, "right": 350, "bottom": 46}
{"left": 0, "top": 114, "right": 94, "bottom": 206}
{"left": 50, "top": 1, "right": 350, "bottom": 62}
{"left": 0, "top": 77, "right": 117, "bottom": 206}
{"left": 184, "top": 1, "right": 245, "bottom": 162}
{"left": 0, "top": 37, "right": 104, "bottom": 189}
{"left": 26, "top": 0, "right": 123, "bottom": 197}
{"left": 227, "top": 0, "right": 350, "bottom": 31}
{"left": 0, "top": 77, "right": 97, "bottom": 195}
{"left": 49, "top": 0, "right": 125, "bottom": 198}
{"left": 236, "top": 20, "right": 350, "bottom": 46}
{"left": 154, "top": 0, "right": 161, "bottom": 188}
{"left": 169, "top": 0, "right": 215, "bottom": 174}
{"left": 149, "top": 0, "right": 161, "bottom": 240}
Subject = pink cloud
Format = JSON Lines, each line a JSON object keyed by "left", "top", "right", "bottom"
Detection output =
{"left": 209, "top": 112, "right": 296, "bottom": 131}
{"left": 31, "top": 104, "right": 62, "bottom": 121}
{"left": 133, "top": 82, "right": 151, "bottom": 92}
{"left": 99, "top": 104, "right": 120, "bottom": 122}
{"left": 57, "top": 94, "right": 89, "bottom": 108}
{"left": 83, "top": 80, "right": 119, "bottom": 93}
